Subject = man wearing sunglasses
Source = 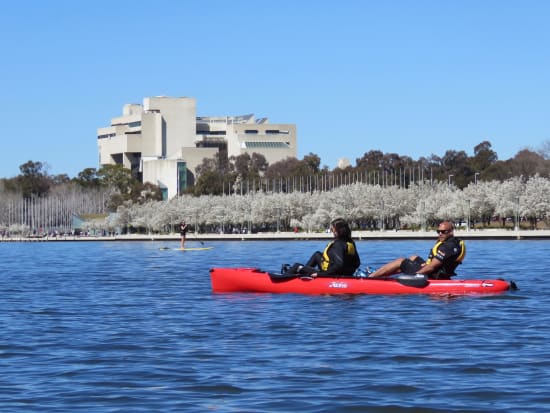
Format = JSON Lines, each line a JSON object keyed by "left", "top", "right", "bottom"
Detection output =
{"left": 368, "top": 221, "right": 466, "bottom": 279}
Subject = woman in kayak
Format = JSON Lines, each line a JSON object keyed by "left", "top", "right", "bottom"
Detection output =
{"left": 283, "top": 218, "right": 360, "bottom": 277}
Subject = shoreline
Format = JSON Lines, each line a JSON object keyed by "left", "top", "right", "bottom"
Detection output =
{"left": 2, "top": 229, "right": 550, "bottom": 242}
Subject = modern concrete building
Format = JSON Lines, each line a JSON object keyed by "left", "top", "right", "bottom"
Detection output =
{"left": 97, "top": 96, "right": 297, "bottom": 199}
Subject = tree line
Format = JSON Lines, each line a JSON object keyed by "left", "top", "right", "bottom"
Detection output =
{"left": 191, "top": 141, "right": 550, "bottom": 195}
{"left": 1, "top": 140, "right": 549, "bottom": 236}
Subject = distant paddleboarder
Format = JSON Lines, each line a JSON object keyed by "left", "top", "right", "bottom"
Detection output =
{"left": 179, "top": 221, "right": 188, "bottom": 249}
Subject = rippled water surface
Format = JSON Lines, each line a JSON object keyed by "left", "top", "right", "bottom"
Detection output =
{"left": 1, "top": 239, "right": 549, "bottom": 412}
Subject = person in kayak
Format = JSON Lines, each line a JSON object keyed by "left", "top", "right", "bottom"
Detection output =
{"left": 367, "top": 221, "right": 465, "bottom": 279}
{"left": 282, "top": 218, "right": 360, "bottom": 277}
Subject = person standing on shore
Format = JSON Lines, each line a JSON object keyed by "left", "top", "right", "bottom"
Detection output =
{"left": 368, "top": 221, "right": 466, "bottom": 279}
{"left": 179, "top": 221, "right": 188, "bottom": 249}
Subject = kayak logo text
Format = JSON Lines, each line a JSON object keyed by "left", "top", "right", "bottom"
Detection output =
{"left": 329, "top": 281, "right": 348, "bottom": 289}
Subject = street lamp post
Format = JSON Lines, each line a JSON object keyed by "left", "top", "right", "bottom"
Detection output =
{"left": 195, "top": 213, "right": 199, "bottom": 236}
{"left": 420, "top": 200, "right": 425, "bottom": 232}
{"left": 514, "top": 196, "right": 520, "bottom": 232}
{"left": 248, "top": 206, "right": 252, "bottom": 234}
{"left": 380, "top": 200, "right": 385, "bottom": 231}
{"left": 467, "top": 199, "right": 471, "bottom": 232}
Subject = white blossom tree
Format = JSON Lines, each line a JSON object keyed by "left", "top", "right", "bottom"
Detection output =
{"left": 523, "top": 175, "right": 550, "bottom": 228}
{"left": 12, "top": 177, "right": 546, "bottom": 235}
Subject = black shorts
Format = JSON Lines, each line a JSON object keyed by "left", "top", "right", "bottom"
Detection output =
{"left": 400, "top": 257, "right": 426, "bottom": 275}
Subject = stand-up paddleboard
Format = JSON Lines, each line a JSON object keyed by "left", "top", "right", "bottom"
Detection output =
{"left": 160, "top": 246, "right": 213, "bottom": 251}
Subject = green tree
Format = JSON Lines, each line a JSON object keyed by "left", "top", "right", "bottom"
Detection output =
{"left": 302, "top": 153, "right": 321, "bottom": 174}
{"left": 354, "top": 151, "right": 415, "bottom": 186}
{"left": 467, "top": 141, "right": 498, "bottom": 183}
{"left": 230, "top": 152, "right": 268, "bottom": 181}
{"left": 439, "top": 150, "right": 471, "bottom": 188}
{"left": 471, "top": 141, "right": 498, "bottom": 170}
{"left": 16, "top": 160, "right": 52, "bottom": 198}
{"left": 483, "top": 160, "right": 512, "bottom": 181}
{"left": 74, "top": 167, "right": 101, "bottom": 188}
{"left": 193, "top": 170, "right": 224, "bottom": 195}
{"left": 96, "top": 164, "right": 160, "bottom": 210}
{"left": 355, "top": 150, "right": 385, "bottom": 170}
{"left": 51, "top": 174, "right": 71, "bottom": 185}
{"left": 508, "top": 149, "right": 549, "bottom": 178}
{"left": 265, "top": 157, "right": 300, "bottom": 179}
{"left": 249, "top": 152, "right": 269, "bottom": 177}
{"left": 279, "top": 153, "right": 322, "bottom": 177}
{"left": 97, "top": 164, "right": 136, "bottom": 194}
{"left": 193, "top": 154, "right": 227, "bottom": 195}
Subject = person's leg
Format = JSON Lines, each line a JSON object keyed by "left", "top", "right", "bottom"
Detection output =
{"left": 306, "top": 251, "right": 324, "bottom": 268}
{"left": 368, "top": 257, "right": 405, "bottom": 278}
{"left": 283, "top": 251, "right": 325, "bottom": 275}
{"left": 284, "top": 262, "right": 306, "bottom": 275}
{"left": 296, "top": 265, "right": 318, "bottom": 275}
{"left": 399, "top": 256, "right": 425, "bottom": 274}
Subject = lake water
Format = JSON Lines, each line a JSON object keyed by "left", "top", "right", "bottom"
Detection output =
{"left": 1, "top": 239, "right": 549, "bottom": 412}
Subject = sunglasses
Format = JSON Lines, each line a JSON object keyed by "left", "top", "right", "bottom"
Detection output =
{"left": 437, "top": 229, "right": 452, "bottom": 234}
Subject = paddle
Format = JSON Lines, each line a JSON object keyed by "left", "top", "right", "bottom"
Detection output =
{"left": 268, "top": 271, "right": 361, "bottom": 282}
{"left": 193, "top": 225, "right": 205, "bottom": 245}
{"left": 195, "top": 231, "right": 205, "bottom": 245}
{"left": 392, "top": 274, "right": 429, "bottom": 288}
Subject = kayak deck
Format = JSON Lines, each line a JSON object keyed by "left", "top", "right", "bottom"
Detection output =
{"left": 209, "top": 267, "right": 517, "bottom": 295}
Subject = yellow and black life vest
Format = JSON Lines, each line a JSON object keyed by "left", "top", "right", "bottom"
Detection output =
{"left": 320, "top": 240, "right": 357, "bottom": 271}
{"left": 426, "top": 238, "right": 466, "bottom": 277}
{"left": 426, "top": 239, "right": 466, "bottom": 264}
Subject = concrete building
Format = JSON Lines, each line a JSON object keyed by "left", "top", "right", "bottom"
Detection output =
{"left": 97, "top": 96, "right": 297, "bottom": 199}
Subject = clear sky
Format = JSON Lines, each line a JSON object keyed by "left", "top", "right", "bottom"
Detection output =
{"left": 1, "top": 0, "right": 549, "bottom": 179}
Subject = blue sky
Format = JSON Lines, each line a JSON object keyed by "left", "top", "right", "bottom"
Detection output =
{"left": 1, "top": 0, "right": 549, "bottom": 178}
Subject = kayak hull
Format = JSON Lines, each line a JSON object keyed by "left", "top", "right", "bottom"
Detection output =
{"left": 209, "top": 267, "right": 516, "bottom": 295}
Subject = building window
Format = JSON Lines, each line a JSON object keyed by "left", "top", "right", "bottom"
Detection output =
{"left": 244, "top": 141, "right": 290, "bottom": 149}
{"left": 196, "top": 130, "right": 226, "bottom": 135}
{"left": 265, "top": 129, "right": 289, "bottom": 134}
{"left": 177, "top": 161, "right": 187, "bottom": 195}
{"left": 244, "top": 129, "right": 258, "bottom": 134}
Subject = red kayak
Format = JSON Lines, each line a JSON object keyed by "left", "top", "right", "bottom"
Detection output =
{"left": 209, "top": 267, "right": 517, "bottom": 295}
